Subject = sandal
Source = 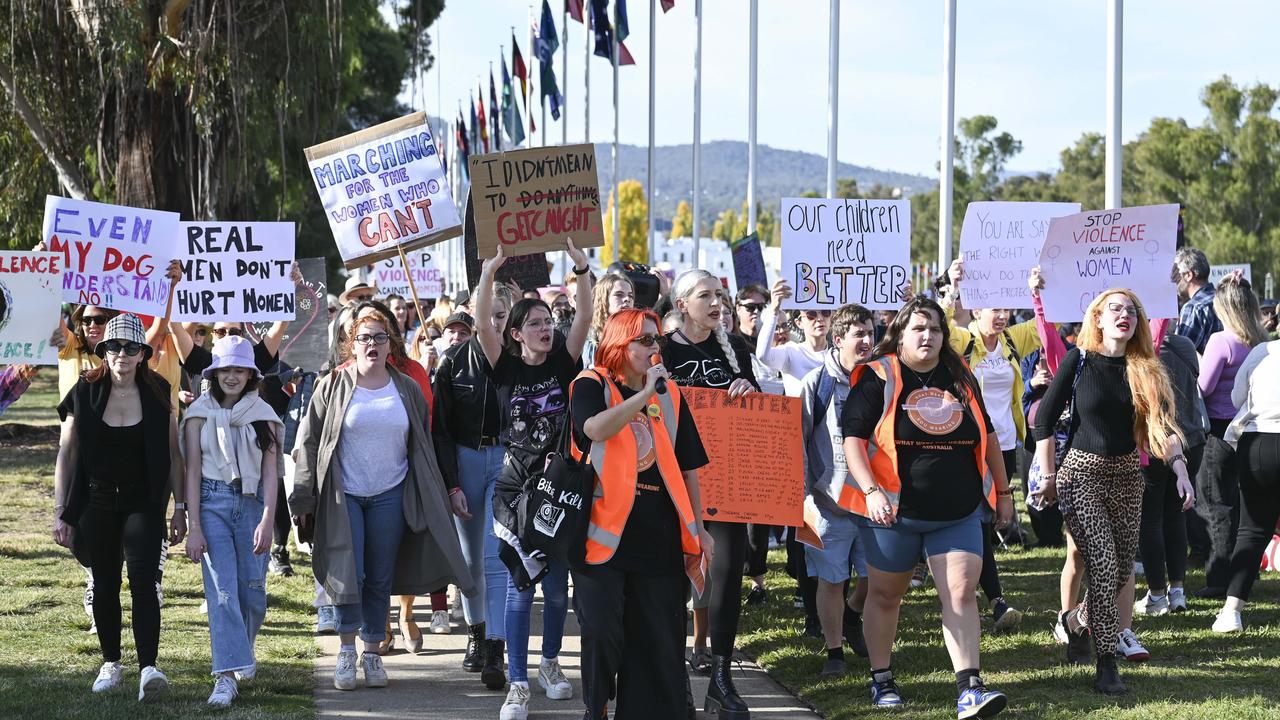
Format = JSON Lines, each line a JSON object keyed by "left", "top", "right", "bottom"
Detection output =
{"left": 686, "top": 648, "right": 712, "bottom": 675}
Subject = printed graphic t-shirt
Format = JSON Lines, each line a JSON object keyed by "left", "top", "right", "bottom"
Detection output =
{"left": 661, "top": 332, "right": 758, "bottom": 391}
{"left": 841, "top": 361, "right": 994, "bottom": 521}
{"left": 489, "top": 343, "right": 579, "bottom": 477}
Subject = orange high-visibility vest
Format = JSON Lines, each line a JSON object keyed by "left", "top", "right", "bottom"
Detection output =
{"left": 570, "top": 370, "right": 704, "bottom": 587}
{"left": 838, "top": 355, "right": 996, "bottom": 517}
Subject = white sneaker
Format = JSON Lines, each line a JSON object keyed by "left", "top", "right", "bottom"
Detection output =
{"left": 1169, "top": 587, "right": 1188, "bottom": 613}
{"left": 333, "top": 648, "right": 358, "bottom": 690}
{"left": 1212, "top": 610, "right": 1243, "bottom": 633}
{"left": 138, "top": 665, "right": 170, "bottom": 702}
{"left": 199, "top": 599, "right": 208, "bottom": 615}
{"left": 361, "top": 651, "right": 388, "bottom": 688}
{"left": 430, "top": 610, "right": 451, "bottom": 635}
{"left": 207, "top": 673, "right": 238, "bottom": 708}
{"left": 538, "top": 657, "right": 573, "bottom": 700}
{"left": 316, "top": 605, "right": 337, "bottom": 634}
{"left": 500, "top": 682, "right": 531, "bottom": 720}
{"left": 92, "top": 661, "right": 122, "bottom": 693}
{"left": 234, "top": 664, "right": 256, "bottom": 683}
{"left": 451, "top": 590, "right": 465, "bottom": 621}
{"left": 1116, "top": 628, "right": 1149, "bottom": 662}
{"left": 1134, "top": 592, "right": 1170, "bottom": 616}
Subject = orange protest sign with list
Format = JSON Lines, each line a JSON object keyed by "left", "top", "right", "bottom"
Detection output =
{"left": 680, "top": 387, "right": 805, "bottom": 526}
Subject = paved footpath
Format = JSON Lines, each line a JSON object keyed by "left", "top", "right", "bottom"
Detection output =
{"left": 314, "top": 594, "right": 822, "bottom": 719}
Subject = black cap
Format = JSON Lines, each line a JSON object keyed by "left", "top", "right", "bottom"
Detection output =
{"left": 444, "top": 311, "right": 475, "bottom": 330}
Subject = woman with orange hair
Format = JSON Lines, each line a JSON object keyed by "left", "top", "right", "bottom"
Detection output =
{"left": 569, "top": 308, "right": 713, "bottom": 719}
{"left": 1033, "top": 287, "right": 1193, "bottom": 695}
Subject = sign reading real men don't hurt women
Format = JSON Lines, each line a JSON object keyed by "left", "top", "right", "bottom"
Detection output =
{"left": 173, "top": 222, "right": 297, "bottom": 323}
{"left": 306, "top": 112, "right": 461, "bottom": 270}
{"left": 780, "top": 197, "right": 911, "bottom": 310}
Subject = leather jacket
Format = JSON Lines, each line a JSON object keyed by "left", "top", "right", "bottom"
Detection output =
{"left": 431, "top": 338, "right": 502, "bottom": 487}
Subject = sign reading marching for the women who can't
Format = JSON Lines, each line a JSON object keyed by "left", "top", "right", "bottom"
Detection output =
{"left": 1038, "top": 204, "right": 1181, "bottom": 323}
{"left": 957, "top": 201, "right": 1080, "bottom": 309}
{"left": 0, "top": 251, "right": 62, "bottom": 364}
{"left": 306, "top": 112, "right": 462, "bottom": 270}
{"left": 780, "top": 198, "right": 911, "bottom": 310}
{"left": 373, "top": 249, "right": 445, "bottom": 300}
{"left": 41, "top": 195, "right": 181, "bottom": 316}
{"left": 173, "top": 222, "right": 297, "bottom": 322}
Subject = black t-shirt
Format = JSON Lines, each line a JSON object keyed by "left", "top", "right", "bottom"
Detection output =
{"left": 661, "top": 332, "right": 759, "bottom": 391}
{"left": 184, "top": 340, "right": 289, "bottom": 417}
{"left": 570, "top": 373, "right": 709, "bottom": 575}
{"left": 488, "top": 343, "right": 579, "bottom": 476}
{"left": 841, "top": 360, "right": 994, "bottom": 521}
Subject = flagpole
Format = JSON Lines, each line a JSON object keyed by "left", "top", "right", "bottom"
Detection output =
{"left": 585, "top": 8, "right": 591, "bottom": 144}
{"left": 747, "top": 0, "right": 758, "bottom": 234}
{"left": 563, "top": 3, "right": 569, "bottom": 146}
{"left": 939, "top": 0, "right": 956, "bottom": 269}
{"left": 692, "top": 0, "right": 703, "bottom": 265}
{"left": 647, "top": 0, "right": 657, "bottom": 263}
{"left": 826, "top": 0, "right": 838, "bottom": 198}
{"left": 528, "top": 10, "right": 538, "bottom": 148}
{"left": 1105, "top": 0, "right": 1122, "bottom": 209}
{"left": 612, "top": 0, "right": 620, "bottom": 261}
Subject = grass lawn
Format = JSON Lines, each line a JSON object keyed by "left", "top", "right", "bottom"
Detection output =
{"left": 0, "top": 376, "right": 317, "bottom": 720}
{"left": 739, "top": 542, "right": 1280, "bottom": 719}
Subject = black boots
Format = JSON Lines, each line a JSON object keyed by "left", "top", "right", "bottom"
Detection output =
{"left": 462, "top": 623, "right": 485, "bottom": 672}
{"left": 1094, "top": 655, "right": 1127, "bottom": 695}
{"left": 705, "top": 654, "right": 750, "bottom": 719}
{"left": 481, "top": 638, "right": 506, "bottom": 690}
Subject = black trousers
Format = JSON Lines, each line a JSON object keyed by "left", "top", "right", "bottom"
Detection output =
{"left": 1198, "top": 420, "right": 1241, "bottom": 589}
{"left": 976, "top": 450, "right": 1020, "bottom": 602}
{"left": 80, "top": 503, "right": 164, "bottom": 669}
{"left": 574, "top": 564, "right": 687, "bottom": 719}
{"left": 1227, "top": 432, "right": 1280, "bottom": 601}
{"left": 744, "top": 523, "right": 773, "bottom": 578}
{"left": 272, "top": 474, "right": 291, "bottom": 548}
{"left": 706, "top": 520, "right": 748, "bottom": 656}
{"left": 1138, "top": 443, "right": 1201, "bottom": 590}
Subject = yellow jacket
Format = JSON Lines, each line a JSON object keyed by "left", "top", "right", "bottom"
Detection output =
{"left": 946, "top": 306, "right": 1042, "bottom": 444}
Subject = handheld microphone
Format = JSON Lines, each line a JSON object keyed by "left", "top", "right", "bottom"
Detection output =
{"left": 650, "top": 354, "right": 668, "bottom": 395}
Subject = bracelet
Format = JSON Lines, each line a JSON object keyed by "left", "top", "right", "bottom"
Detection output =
{"left": 997, "top": 490, "right": 1013, "bottom": 497}
{"left": 861, "top": 485, "right": 882, "bottom": 496}
{"left": 448, "top": 487, "right": 463, "bottom": 497}
{"left": 173, "top": 502, "right": 187, "bottom": 511}
{"left": 1168, "top": 454, "right": 1187, "bottom": 468}
{"left": 573, "top": 264, "right": 591, "bottom": 276}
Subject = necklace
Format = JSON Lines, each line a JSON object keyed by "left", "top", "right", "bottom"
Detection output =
{"left": 901, "top": 360, "right": 938, "bottom": 388}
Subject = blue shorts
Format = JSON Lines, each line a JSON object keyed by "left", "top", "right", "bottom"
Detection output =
{"left": 856, "top": 504, "right": 985, "bottom": 574}
{"left": 804, "top": 500, "right": 867, "bottom": 583}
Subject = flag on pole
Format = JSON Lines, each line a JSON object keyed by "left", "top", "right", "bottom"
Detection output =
{"left": 455, "top": 110, "right": 470, "bottom": 180}
{"left": 489, "top": 70, "right": 503, "bottom": 151}
{"left": 469, "top": 94, "right": 480, "bottom": 151}
{"left": 501, "top": 56, "right": 526, "bottom": 145}
{"left": 537, "top": 0, "right": 564, "bottom": 121}
{"left": 566, "top": 0, "right": 584, "bottom": 23}
{"left": 590, "top": 0, "right": 636, "bottom": 66}
{"left": 476, "top": 85, "right": 490, "bottom": 153}
{"left": 615, "top": 0, "right": 629, "bottom": 43}
{"left": 512, "top": 34, "right": 529, "bottom": 103}
{"left": 661, "top": 0, "right": 675, "bottom": 12}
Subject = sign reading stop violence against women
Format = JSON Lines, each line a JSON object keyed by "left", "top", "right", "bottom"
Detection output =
{"left": 373, "top": 249, "right": 445, "bottom": 300}
{"left": 173, "top": 222, "right": 296, "bottom": 322}
{"left": 0, "top": 252, "right": 62, "bottom": 364}
{"left": 958, "top": 201, "right": 1080, "bottom": 309}
{"left": 780, "top": 198, "right": 911, "bottom": 310}
{"left": 467, "top": 143, "right": 604, "bottom": 258}
{"left": 306, "top": 112, "right": 462, "bottom": 270}
{"left": 42, "top": 195, "right": 180, "bottom": 315}
{"left": 680, "top": 387, "right": 804, "bottom": 526}
{"left": 1038, "top": 204, "right": 1180, "bottom": 323}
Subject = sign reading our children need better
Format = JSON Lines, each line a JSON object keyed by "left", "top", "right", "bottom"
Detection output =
{"left": 467, "top": 143, "right": 604, "bottom": 258}
{"left": 957, "top": 201, "right": 1080, "bottom": 309}
{"left": 1038, "top": 204, "right": 1180, "bottom": 323}
{"left": 173, "top": 222, "right": 297, "bottom": 322}
{"left": 780, "top": 197, "right": 911, "bottom": 310}
{"left": 306, "top": 112, "right": 461, "bottom": 270}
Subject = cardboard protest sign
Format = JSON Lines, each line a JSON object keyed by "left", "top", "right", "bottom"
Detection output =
{"left": 680, "top": 387, "right": 804, "bottom": 526}
{"left": 42, "top": 195, "right": 180, "bottom": 315}
{"left": 467, "top": 143, "right": 604, "bottom": 258}
{"left": 1039, "top": 204, "right": 1180, "bottom": 323}
{"left": 1210, "top": 263, "right": 1252, "bottom": 286}
{"left": 780, "top": 198, "right": 911, "bottom": 310}
{"left": 373, "top": 249, "right": 445, "bottom": 301}
{"left": 173, "top": 222, "right": 296, "bottom": 322}
{"left": 0, "top": 252, "right": 62, "bottom": 364}
{"left": 463, "top": 190, "right": 551, "bottom": 291}
{"left": 731, "top": 232, "right": 767, "bottom": 291}
{"left": 306, "top": 112, "right": 462, "bottom": 270}
{"left": 958, "top": 201, "right": 1080, "bottom": 309}
{"left": 243, "top": 257, "right": 329, "bottom": 372}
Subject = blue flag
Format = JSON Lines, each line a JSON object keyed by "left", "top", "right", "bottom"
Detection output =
{"left": 537, "top": 0, "right": 560, "bottom": 62}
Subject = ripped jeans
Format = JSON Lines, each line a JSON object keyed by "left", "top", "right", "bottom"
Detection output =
{"left": 199, "top": 478, "right": 270, "bottom": 675}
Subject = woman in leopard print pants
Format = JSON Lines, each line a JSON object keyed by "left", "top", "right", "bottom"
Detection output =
{"left": 1031, "top": 287, "right": 1194, "bottom": 696}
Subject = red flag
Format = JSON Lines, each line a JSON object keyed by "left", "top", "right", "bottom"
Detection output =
{"left": 618, "top": 39, "right": 636, "bottom": 66}
{"left": 512, "top": 34, "right": 528, "bottom": 102}
{"left": 566, "top": 0, "right": 584, "bottom": 23}
{"left": 476, "top": 85, "right": 490, "bottom": 153}
{"left": 661, "top": 0, "right": 675, "bottom": 11}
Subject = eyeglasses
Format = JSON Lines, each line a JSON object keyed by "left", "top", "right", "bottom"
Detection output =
{"left": 1105, "top": 302, "right": 1139, "bottom": 317}
{"left": 522, "top": 319, "right": 554, "bottom": 331}
{"left": 803, "top": 310, "right": 833, "bottom": 320}
{"left": 630, "top": 333, "right": 664, "bottom": 348}
{"left": 738, "top": 302, "right": 765, "bottom": 314}
{"left": 354, "top": 333, "right": 391, "bottom": 346}
{"left": 81, "top": 315, "right": 109, "bottom": 326}
{"left": 103, "top": 340, "right": 144, "bottom": 356}
{"left": 212, "top": 327, "right": 244, "bottom": 338}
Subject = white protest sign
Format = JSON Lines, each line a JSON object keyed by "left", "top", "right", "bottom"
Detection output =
{"left": 1209, "top": 263, "right": 1252, "bottom": 286}
{"left": 1039, "top": 204, "right": 1180, "bottom": 322}
{"left": 958, "top": 201, "right": 1080, "bottom": 309}
{"left": 42, "top": 195, "right": 180, "bottom": 315}
{"left": 306, "top": 112, "right": 462, "bottom": 270}
{"left": 780, "top": 198, "right": 911, "bottom": 310}
{"left": 0, "top": 252, "right": 62, "bottom": 364}
{"left": 173, "top": 222, "right": 296, "bottom": 322}
{"left": 373, "top": 249, "right": 445, "bottom": 301}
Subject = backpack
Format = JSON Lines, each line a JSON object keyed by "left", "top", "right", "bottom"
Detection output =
{"left": 1026, "top": 350, "right": 1086, "bottom": 511}
{"left": 964, "top": 328, "right": 1021, "bottom": 367}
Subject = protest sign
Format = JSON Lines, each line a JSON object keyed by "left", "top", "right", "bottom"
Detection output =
{"left": 1209, "top": 263, "right": 1252, "bottom": 286}
{"left": 731, "top": 232, "right": 767, "bottom": 291}
{"left": 243, "top": 258, "right": 329, "bottom": 372}
{"left": 0, "top": 252, "right": 61, "bottom": 364}
{"left": 780, "top": 197, "right": 911, "bottom": 310}
{"left": 306, "top": 112, "right": 461, "bottom": 270}
{"left": 42, "top": 195, "right": 180, "bottom": 315}
{"left": 463, "top": 190, "right": 551, "bottom": 290}
{"left": 1039, "top": 204, "right": 1180, "bottom": 323}
{"left": 958, "top": 201, "right": 1080, "bottom": 309}
{"left": 173, "top": 222, "right": 296, "bottom": 322}
{"left": 680, "top": 387, "right": 804, "bottom": 526}
{"left": 374, "top": 249, "right": 445, "bottom": 301}
{"left": 468, "top": 143, "right": 604, "bottom": 258}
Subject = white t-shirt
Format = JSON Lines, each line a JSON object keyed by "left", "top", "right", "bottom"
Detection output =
{"left": 755, "top": 307, "right": 826, "bottom": 397}
{"left": 337, "top": 379, "right": 411, "bottom": 497}
{"left": 973, "top": 338, "right": 1017, "bottom": 451}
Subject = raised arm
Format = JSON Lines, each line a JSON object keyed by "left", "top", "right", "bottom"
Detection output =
{"left": 564, "top": 240, "right": 593, "bottom": 360}
{"left": 1029, "top": 267, "right": 1066, "bottom": 373}
{"left": 146, "top": 260, "right": 183, "bottom": 348}
{"left": 755, "top": 279, "right": 791, "bottom": 371}
{"left": 474, "top": 248, "right": 507, "bottom": 369}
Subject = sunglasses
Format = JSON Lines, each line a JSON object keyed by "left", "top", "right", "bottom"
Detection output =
{"left": 803, "top": 310, "right": 833, "bottom": 320}
{"left": 212, "top": 327, "right": 244, "bottom": 338}
{"left": 81, "top": 315, "right": 110, "bottom": 326}
{"left": 630, "top": 333, "right": 665, "bottom": 348}
{"left": 738, "top": 302, "right": 765, "bottom": 313}
{"left": 103, "top": 340, "right": 144, "bottom": 357}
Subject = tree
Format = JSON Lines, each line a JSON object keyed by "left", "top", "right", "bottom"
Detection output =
{"left": 711, "top": 208, "right": 738, "bottom": 245}
{"left": 602, "top": 179, "right": 649, "bottom": 265}
{"left": 670, "top": 199, "right": 693, "bottom": 239}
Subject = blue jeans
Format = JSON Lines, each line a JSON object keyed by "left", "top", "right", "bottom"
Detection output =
{"left": 199, "top": 478, "right": 270, "bottom": 675}
{"left": 334, "top": 482, "right": 407, "bottom": 643}
{"left": 506, "top": 560, "right": 569, "bottom": 683}
{"left": 454, "top": 444, "right": 506, "bottom": 634}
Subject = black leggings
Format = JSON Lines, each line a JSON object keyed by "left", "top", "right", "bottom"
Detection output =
{"left": 976, "top": 450, "right": 1017, "bottom": 602}
{"left": 1227, "top": 432, "right": 1280, "bottom": 601}
{"left": 1138, "top": 444, "right": 1201, "bottom": 590}
{"left": 706, "top": 520, "right": 748, "bottom": 657}
{"left": 80, "top": 504, "right": 164, "bottom": 669}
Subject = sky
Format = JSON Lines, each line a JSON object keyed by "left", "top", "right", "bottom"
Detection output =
{"left": 404, "top": 0, "right": 1280, "bottom": 178}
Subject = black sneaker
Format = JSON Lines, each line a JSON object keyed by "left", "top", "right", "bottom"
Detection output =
{"left": 819, "top": 657, "right": 847, "bottom": 679}
{"left": 844, "top": 615, "right": 869, "bottom": 658}
{"left": 269, "top": 546, "right": 294, "bottom": 577}
{"left": 802, "top": 615, "right": 823, "bottom": 639}
{"left": 745, "top": 585, "right": 768, "bottom": 606}
{"left": 992, "top": 599, "right": 1023, "bottom": 633}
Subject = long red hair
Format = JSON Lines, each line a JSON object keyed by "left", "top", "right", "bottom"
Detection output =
{"left": 593, "top": 308, "right": 661, "bottom": 379}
